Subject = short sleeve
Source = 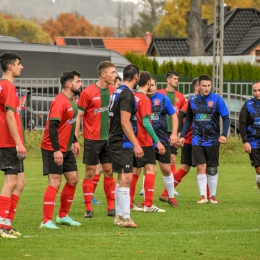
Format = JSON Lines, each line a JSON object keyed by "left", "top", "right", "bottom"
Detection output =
{"left": 165, "top": 96, "right": 175, "bottom": 116}
{"left": 77, "top": 89, "right": 89, "bottom": 113}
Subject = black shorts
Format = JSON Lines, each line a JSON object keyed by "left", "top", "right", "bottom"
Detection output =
{"left": 180, "top": 143, "right": 193, "bottom": 166}
{"left": 41, "top": 149, "right": 77, "bottom": 176}
{"left": 167, "top": 133, "right": 178, "bottom": 155}
{"left": 249, "top": 149, "right": 260, "bottom": 168}
{"left": 83, "top": 139, "right": 111, "bottom": 165}
{"left": 155, "top": 146, "right": 171, "bottom": 164}
{"left": 192, "top": 145, "right": 219, "bottom": 167}
{"left": 133, "top": 146, "right": 156, "bottom": 168}
{"left": 0, "top": 147, "right": 24, "bottom": 175}
{"left": 109, "top": 147, "right": 134, "bottom": 173}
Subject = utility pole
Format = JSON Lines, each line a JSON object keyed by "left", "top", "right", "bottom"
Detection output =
{"left": 212, "top": 0, "right": 224, "bottom": 96}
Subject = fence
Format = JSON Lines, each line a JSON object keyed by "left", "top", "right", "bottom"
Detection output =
{"left": 15, "top": 78, "right": 253, "bottom": 135}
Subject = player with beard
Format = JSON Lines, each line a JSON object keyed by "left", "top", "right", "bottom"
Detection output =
{"left": 40, "top": 71, "right": 82, "bottom": 229}
{"left": 108, "top": 64, "right": 143, "bottom": 228}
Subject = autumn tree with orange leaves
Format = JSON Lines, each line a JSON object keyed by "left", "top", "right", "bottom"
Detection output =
{"left": 42, "top": 13, "right": 114, "bottom": 41}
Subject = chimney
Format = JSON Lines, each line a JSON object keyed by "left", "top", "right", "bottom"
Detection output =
{"left": 224, "top": 6, "right": 231, "bottom": 15}
{"left": 201, "top": 18, "right": 208, "bottom": 40}
{"left": 144, "top": 32, "right": 153, "bottom": 46}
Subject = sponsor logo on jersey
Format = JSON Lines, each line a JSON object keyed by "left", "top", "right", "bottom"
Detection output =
{"left": 154, "top": 99, "right": 160, "bottom": 105}
{"left": 208, "top": 101, "right": 214, "bottom": 107}
{"left": 254, "top": 117, "right": 260, "bottom": 125}
{"left": 93, "top": 97, "right": 100, "bottom": 100}
{"left": 134, "top": 96, "right": 140, "bottom": 102}
{"left": 67, "top": 107, "right": 73, "bottom": 111}
{"left": 0, "top": 85, "right": 3, "bottom": 93}
{"left": 175, "top": 98, "right": 179, "bottom": 102}
{"left": 195, "top": 114, "right": 212, "bottom": 121}
{"left": 66, "top": 117, "right": 77, "bottom": 125}
{"left": 94, "top": 106, "right": 109, "bottom": 115}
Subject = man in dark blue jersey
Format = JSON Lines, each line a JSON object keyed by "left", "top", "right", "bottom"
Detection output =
{"left": 179, "top": 74, "right": 230, "bottom": 204}
{"left": 147, "top": 78, "right": 179, "bottom": 207}
{"left": 108, "top": 64, "right": 143, "bottom": 228}
{"left": 239, "top": 80, "right": 260, "bottom": 194}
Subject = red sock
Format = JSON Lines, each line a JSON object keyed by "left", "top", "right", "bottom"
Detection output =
{"left": 104, "top": 177, "right": 115, "bottom": 211}
{"left": 130, "top": 174, "right": 139, "bottom": 208}
{"left": 171, "top": 164, "right": 176, "bottom": 174}
{"left": 93, "top": 174, "right": 100, "bottom": 194}
{"left": 7, "top": 194, "right": 20, "bottom": 222}
{"left": 0, "top": 196, "right": 11, "bottom": 229}
{"left": 144, "top": 173, "right": 155, "bottom": 207}
{"left": 43, "top": 186, "right": 58, "bottom": 224}
{"left": 174, "top": 169, "right": 188, "bottom": 187}
{"left": 82, "top": 179, "right": 93, "bottom": 211}
{"left": 58, "top": 182, "right": 76, "bottom": 218}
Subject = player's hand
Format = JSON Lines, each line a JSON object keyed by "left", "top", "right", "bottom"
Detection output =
{"left": 134, "top": 145, "right": 144, "bottom": 158}
{"left": 54, "top": 151, "right": 63, "bottom": 166}
{"left": 169, "top": 134, "right": 178, "bottom": 146}
{"left": 156, "top": 142, "right": 166, "bottom": 155}
{"left": 16, "top": 143, "right": 26, "bottom": 160}
{"left": 243, "top": 142, "right": 251, "bottom": 153}
{"left": 72, "top": 142, "right": 80, "bottom": 157}
{"left": 177, "top": 137, "right": 185, "bottom": 147}
{"left": 219, "top": 136, "right": 227, "bottom": 144}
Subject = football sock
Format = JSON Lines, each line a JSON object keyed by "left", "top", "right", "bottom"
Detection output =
{"left": 161, "top": 171, "right": 175, "bottom": 197}
{"left": 43, "top": 185, "right": 58, "bottom": 224}
{"left": 256, "top": 174, "right": 260, "bottom": 193}
{"left": 197, "top": 174, "right": 207, "bottom": 197}
{"left": 118, "top": 187, "right": 130, "bottom": 219}
{"left": 142, "top": 175, "right": 145, "bottom": 198}
{"left": 7, "top": 194, "right": 19, "bottom": 223}
{"left": 58, "top": 182, "right": 76, "bottom": 218}
{"left": 144, "top": 173, "right": 155, "bottom": 207}
{"left": 163, "top": 175, "right": 174, "bottom": 198}
{"left": 0, "top": 196, "right": 11, "bottom": 229}
{"left": 93, "top": 173, "right": 101, "bottom": 194}
{"left": 171, "top": 164, "right": 176, "bottom": 174}
{"left": 104, "top": 176, "right": 115, "bottom": 211}
{"left": 130, "top": 174, "right": 139, "bottom": 208}
{"left": 82, "top": 179, "right": 93, "bottom": 211}
{"left": 174, "top": 169, "right": 188, "bottom": 187}
{"left": 208, "top": 174, "right": 218, "bottom": 197}
{"left": 115, "top": 183, "right": 122, "bottom": 216}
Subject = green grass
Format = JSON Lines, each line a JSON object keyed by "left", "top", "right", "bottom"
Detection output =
{"left": 0, "top": 135, "right": 259, "bottom": 260}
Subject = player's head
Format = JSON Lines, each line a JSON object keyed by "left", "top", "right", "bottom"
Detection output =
{"left": 0, "top": 52, "right": 23, "bottom": 77}
{"left": 252, "top": 80, "right": 260, "bottom": 100}
{"left": 97, "top": 61, "right": 117, "bottom": 85}
{"left": 138, "top": 71, "right": 151, "bottom": 89}
{"left": 60, "top": 70, "right": 82, "bottom": 95}
{"left": 147, "top": 77, "right": 157, "bottom": 97}
{"left": 198, "top": 74, "right": 212, "bottom": 97}
{"left": 166, "top": 70, "right": 179, "bottom": 89}
{"left": 192, "top": 77, "right": 199, "bottom": 94}
{"left": 123, "top": 64, "right": 140, "bottom": 89}
{"left": 114, "top": 75, "right": 121, "bottom": 88}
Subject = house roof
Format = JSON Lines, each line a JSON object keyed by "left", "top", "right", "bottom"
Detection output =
{"left": 54, "top": 37, "right": 149, "bottom": 55}
{"left": 147, "top": 7, "right": 260, "bottom": 56}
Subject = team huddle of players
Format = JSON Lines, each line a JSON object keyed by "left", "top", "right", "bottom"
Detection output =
{"left": 1, "top": 54, "right": 260, "bottom": 238}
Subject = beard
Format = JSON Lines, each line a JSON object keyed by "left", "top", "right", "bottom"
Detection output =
{"left": 72, "top": 87, "right": 82, "bottom": 96}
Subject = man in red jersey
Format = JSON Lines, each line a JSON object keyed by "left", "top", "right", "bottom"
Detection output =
{"left": 0, "top": 52, "right": 25, "bottom": 238}
{"left": 157, "top": 70, "right": 186, "bottom": 201}
{"left": 40, "top": 71, "right": 82, "bottom": 229}
{"left": 130, "top": 71, "right": 166, "bottom": 213}
{"left": 76, "top": 61, "right": 116, "bottom": 218}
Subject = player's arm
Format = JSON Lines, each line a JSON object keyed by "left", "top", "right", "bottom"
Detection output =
{"left": 169, "top": 113, "right": 178, "bottom": 146}
{"left": 121, "top": 110, "right": 143, "bottom": 158}
{"left": 75, "top": 110, "right": 84, "bottom": 139}
{"left": 6, "top": 109, "right": 26, "bottom": 159}
{"left": 218, "top": 98, "right": 230, "bottom": 143}
{"left": 239, "top": 102, "right": 251, "bottom": 153}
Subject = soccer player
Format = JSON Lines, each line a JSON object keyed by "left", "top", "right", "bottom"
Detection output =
{"left": 0, "top": 52, "right": 25, "bottom": 238}
{"left": 114, "top": 75, "right": 121, "bottom": 88}
{"left": 239, "top": 80, "right": 260, "bottom": 194}
{"left": 40, "top": 71, "right": 82, "bottom": 229}
{"left": 108, "top": 64, "right": 143, "bottom": 228}
{"left": 147, "top": 78, "right": 179, "bottom": 207}
{"left": 157, "top": 71, "right": 186, "bottom": 200}
{"left": 179, "top": 74, "right": 230, "bottom": 203}
{"left": 130, "top": 71, "right": 166, "bottom": 213}
{"left": 76, "top": 61, "right": 116, "bottom": 218}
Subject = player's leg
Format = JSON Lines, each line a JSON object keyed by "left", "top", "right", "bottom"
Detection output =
{"left": 248, "top": 149, "right": 260, "bottom": 193}
{"left": 92, "top": 163, "right": 102, "bottom": 204}
{"left": 130, "top": 166, "right": 142, "bottom": 211}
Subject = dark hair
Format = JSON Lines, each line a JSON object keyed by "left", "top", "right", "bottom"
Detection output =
{"left": 198, "top": 74, "right": 212, "bottom": 84}
{"left": 253, "top": 80, "right": 260, "bottom": 86}
{"left": 166, "top": 70, "right": 179, "bottom": 79}
{"left": 97, "top": 61, "right": 115, "bottom": 76}
{"left": 138, "top": 71, "right": 151, "bottom": 87}
{"left": 60, "top": 70, "right": 81, "bottom": 88}
{"left": 123, "top": 64, "right": 139, "bottom": 81}
{"left": 151, "top": 77, "right": 157, "bottom": 85}
{"left": 114, "top": 75, "right": 121, "bottom": 83}
{"left": 0, "top": 52, "right": 21, "bottom": 72}
{"left": 192, "top": 77, "right": 199, "bottom": 89}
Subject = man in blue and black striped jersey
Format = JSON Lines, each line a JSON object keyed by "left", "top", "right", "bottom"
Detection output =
{"left": 179, "top": 74, "right": 230, "bottom": 204}
{"left": 239, "top": 80, "right": 260, "bottom": 194}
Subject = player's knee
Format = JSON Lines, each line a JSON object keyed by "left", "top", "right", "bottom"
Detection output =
{"left": 207, "top": 167, "right": 218, "bottom": 176}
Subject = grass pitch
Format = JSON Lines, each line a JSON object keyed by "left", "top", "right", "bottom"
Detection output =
{"left": 0, "top": 134, "right": 259, "bottom": 260}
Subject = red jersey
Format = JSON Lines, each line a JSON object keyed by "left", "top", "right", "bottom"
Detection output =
{"left": 134, "top": 91, "right": 153, "bottom": 147}
{"left": 77, "top": 84, "right": 114, "bottom": 140}
{"left": 41, "top": 92, "right": 78, "bottom": 152}
{"left": 0, "top": 79, "right": 24, "bottom": 147}
{"left": 180, "top": 101, "right": 192, "bottom": 144}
